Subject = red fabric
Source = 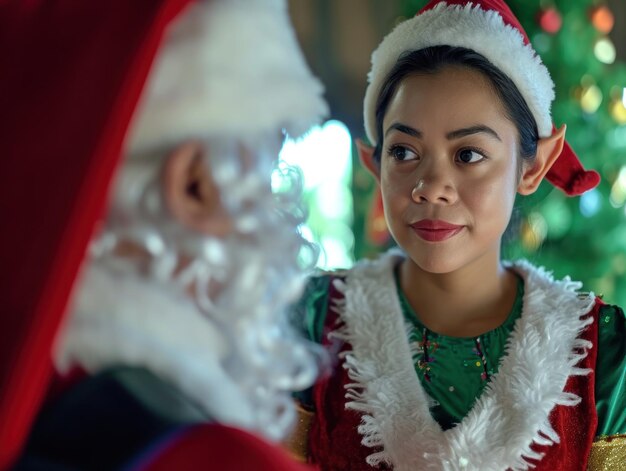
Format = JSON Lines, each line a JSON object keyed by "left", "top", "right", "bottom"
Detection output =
{"left": 308, "top": 278, "right": 384, "bottom": 470}
{"left": 419, "top": 0, "right": 529, "bottom": 43}
{"left": 0, "top": 1, "right": 190, "bottom": 468}
{"left": 417, "top": 0, "right": 600, "bottom": 196}
{"left": 138, "top": 424, "right": 315, "bottom": 471}
{"left": 545, "top": 137, "right": 601, "bottom": 196}
{"left": 527, "top": 299, "right": 601, "bottom": 470}
{"left": 309, "top": 281, "right": 602, "bottom": 470}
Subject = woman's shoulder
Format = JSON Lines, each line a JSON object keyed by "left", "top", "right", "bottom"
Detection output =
{"left": 291, "top": 249, "right": 408, "bottom": 342}
{"left": 507, "top": 260, "right": 614, "bottom": 311}
{"left": 300, "top": 268, "right": 352, "bottom": 305}
{"left": 294, "top": 251, "right": 402, "bottom": 328}
{"left": 291, "top": 269, "right": 350, "bottom": 344}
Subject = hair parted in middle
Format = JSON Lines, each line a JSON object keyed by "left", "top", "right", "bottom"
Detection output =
{"left": 373, "top": 46, "right": 539, "bottom": 174}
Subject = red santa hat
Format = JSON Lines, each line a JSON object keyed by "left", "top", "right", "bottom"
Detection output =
{"left": 363, "top": 0, "right": 600, "bottom": 196}
{"left": 0, "top": 3, "right": 191, "bottom": 467}
{"left": 126, "top": 0, "right": 327, "bottom": 155}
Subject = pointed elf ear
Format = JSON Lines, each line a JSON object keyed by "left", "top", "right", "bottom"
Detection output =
{"left": 161, "top": 140, "right": 233, "bottom": 236}
{"left": 356, "top": 138, "right": 380, "bottom": 182}
{"left": 518, "top": 125, "right": 566, "bottom": 196}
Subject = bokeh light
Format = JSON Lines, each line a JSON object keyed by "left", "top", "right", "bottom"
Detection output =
{"left": 593, "top": 37, "right": 616, "bottom": 64}
{"left": 576, "top": 77, "right": 603, "bottom": 114}
{"left": 280, "top": 120, "right": 354, "bottom": 269}
{"left": 609, "top": 166, "right": 626, "bottom": 208}
{"left": 580, "top": 189, "right": 601, "bottom": 217}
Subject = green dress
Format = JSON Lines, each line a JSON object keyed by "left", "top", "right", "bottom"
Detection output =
{"left": 296, "top": 268, "right": 626, "bottom": 438}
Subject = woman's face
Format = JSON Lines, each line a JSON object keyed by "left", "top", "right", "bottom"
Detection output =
{"left": 379, "top": 66, "right": 521, "bottom": 274}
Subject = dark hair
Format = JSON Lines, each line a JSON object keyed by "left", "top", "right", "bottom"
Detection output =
{"left": 373, "top": 46, "right": 539, "bottom": 171}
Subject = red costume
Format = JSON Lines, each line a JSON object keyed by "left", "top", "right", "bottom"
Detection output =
{"left": 306, "top": 265, "right": 604, "bottom": 470}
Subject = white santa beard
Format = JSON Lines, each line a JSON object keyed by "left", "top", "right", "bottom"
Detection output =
{"left": 54, "top": 259, "right": 260, "bottom": 432}
{"left": 55, "top": 139, "right": 320, "bottom": 440}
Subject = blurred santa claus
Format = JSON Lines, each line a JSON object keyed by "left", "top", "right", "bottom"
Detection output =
{"left": 0, "top": 1, "right": 327, "bottom": 469}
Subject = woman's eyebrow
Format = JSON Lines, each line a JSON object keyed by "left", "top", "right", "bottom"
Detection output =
{"left": 384, "top": 122, "right": 422, "bottom": 138}
{"left": 384, "top": 123, "right": 501, "bottom": 142}
{"left": 446, "top": 125, "right": 501, "bottom": 141}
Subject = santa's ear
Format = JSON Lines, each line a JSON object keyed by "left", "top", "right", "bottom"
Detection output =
{"left": 518, "top": 125, "right": 566, "bottom": 195}
{"left": 161, "top": 140, "right": 233, "bottom": 236}
{"left": 356, "top": 138, "right": 380, "bottom": 183}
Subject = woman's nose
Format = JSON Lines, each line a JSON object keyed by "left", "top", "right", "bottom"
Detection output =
{"left": 410, "top": 173, "right": 458, "bottom": 205}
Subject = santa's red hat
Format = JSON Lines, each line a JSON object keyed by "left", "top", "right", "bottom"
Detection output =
{"left": 0, "top": 3, "right": 192, "bottom": 467}
{"left": 363, "top": 0, "right": 600, "bottom": 196}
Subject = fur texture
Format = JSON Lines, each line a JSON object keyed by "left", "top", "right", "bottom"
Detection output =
{"left": 363, "top": 2, "right": 555, "bottom": 145}
{"left": 126, "top": 0, "right": 328, "bottom": 155}
{"left": 332, "top": 250, "right": 594, "bottom": 470}
{"left": 55, "top": 132, "right": 322, "bottom": 441}
{"left": 55, "top": 263, "right": 258, "bottom": 432}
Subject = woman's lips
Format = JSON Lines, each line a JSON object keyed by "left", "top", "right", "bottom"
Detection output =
{"left": 410, "top": 219, "right": 464, "bottom": 242}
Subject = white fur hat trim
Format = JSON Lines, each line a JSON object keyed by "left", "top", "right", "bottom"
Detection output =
{"left": 126, "top": 0, "right": 328, "bottom": 155}
{"left": 364, "top": 2, "right": 555, "bottom": 145}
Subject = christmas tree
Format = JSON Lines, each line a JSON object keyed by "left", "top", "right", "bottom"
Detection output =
{"left": 354, "top": 0, "right": 626, "bottom": 306}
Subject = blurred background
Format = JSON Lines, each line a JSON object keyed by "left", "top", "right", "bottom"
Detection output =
{"left": 281, "top": 0, "right": 626, "bottom": 307}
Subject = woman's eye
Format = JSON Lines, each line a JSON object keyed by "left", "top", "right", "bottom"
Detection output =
{"left": 388, "top": 145, "right": 419, "bottom": 161}
{"left": 457, "top": 148, "right": 485, "bottom": 164}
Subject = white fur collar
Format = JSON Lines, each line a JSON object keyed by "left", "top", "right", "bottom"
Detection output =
{"left": 332, "top": 250, "right": 594, "bottom": 470}
{"left": 54, "top": 263, "right": 257, "bottom": 431}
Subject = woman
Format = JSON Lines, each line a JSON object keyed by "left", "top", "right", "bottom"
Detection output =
{"left": 291, "top": 1, "right": 625, "bottom": 469}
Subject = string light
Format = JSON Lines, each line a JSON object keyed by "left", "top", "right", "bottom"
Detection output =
{"left": 521, "top": 212, "right": 548, "bottom": 252}
{"left": 589, "top": 5, "right": 615, "bottom": 34}
{"left": 593, "top": 37, "right": 616, "bottom": 64}
{"left": 536, "top": 6, "right": 562, "bottom": 34}
{"left": 580, "top": 189, "right": 601, "bottom": 217}
{"left": 575, "top": 76, "right": 603, "bottom": 114}
{"left": 609, "top": 166, "right": 626, "bottom": 208}
{"left": 609, "top": 87, "right": 626, "bottom": 124}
